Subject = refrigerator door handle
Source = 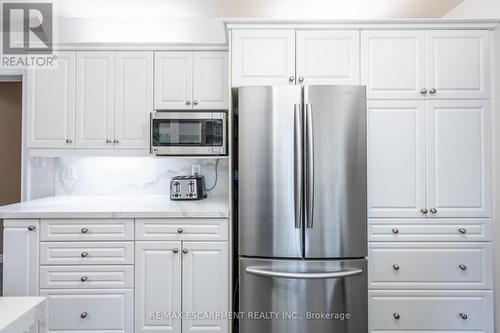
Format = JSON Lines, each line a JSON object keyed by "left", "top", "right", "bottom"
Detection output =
{"left": 246, "top": 266, "right": 363, "bottom": 279}
{"left": 305, "top": 103, "right": 314, "bottom": 229}
{"left": 294, "top": 103, "right": 303, "bottom": 229}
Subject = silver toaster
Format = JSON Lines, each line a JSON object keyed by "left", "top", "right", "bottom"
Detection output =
{"left": 170, "top": 175, "right": 207, "bottom": 200}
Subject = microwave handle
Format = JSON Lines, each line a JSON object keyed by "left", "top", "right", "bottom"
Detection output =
{"left": 149, "top": 112, "right": 153, "bottom": 155}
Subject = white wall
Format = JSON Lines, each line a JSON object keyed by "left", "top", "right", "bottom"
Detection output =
{"left": 443, "top": 0, "right": 500, "bottom": 18}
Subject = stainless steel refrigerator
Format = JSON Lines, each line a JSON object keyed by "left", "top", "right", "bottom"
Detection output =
{"left": 237, "top": 85, "right": 367, "bottom": 333}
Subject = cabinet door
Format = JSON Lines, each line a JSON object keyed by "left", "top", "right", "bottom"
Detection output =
{"left": 154, "top": 52, "right": 193, "bottom": 110}
{"left": 368, "top": 101, "right": 426, "bottom": 218}
{"left": 361, "top": 30, "right": 426, "bottom": 99}
{"left": 182, "top": 242, "right": 228, "bottom": 333}
{"left": 427, "top": 101, "right": 491, "bottom": 218}
{"left": 426, "top": 30, "right": 490, "bottom": 99}
{"left": 27, "top": 51, "right": 76, "bottom": 148}
{"left": 193, "top": 52, "right": 228, "bottom": 109}
{"left": 135, "top": 241, "right": 181, "bottom": 333}
{"left": 114, "top": 52, "right": 153, "bottom": 148}
{"left": 2, "top": 219, "right": 39, "bottom": 296}
{"left": 76, "top": 52, "right": 115, "bottom": 148}
{"left": 231, "top": 29, "right": 295, "bottom": 86}
{"left": 296, "top": 30, "right": 360, "bottom": 85}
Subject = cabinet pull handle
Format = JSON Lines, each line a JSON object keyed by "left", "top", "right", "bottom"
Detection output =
{"left": 66, "top": 138, "right": 73, "bottom": 144}
{"left": 429, "top": 208, "right": 437, "bottom": 214}
{"left": 81, "top": 228, "right": 88, "bottom": 234}
{"left": 289, "top": 76, "right": 295, "bottom": 82}
{"left": 186, "top": 100, "right": 191, "bottom": 105}
{"left": 429, "top": 88, "right": 437, "bottom": 95}
{"left": 177, "top": 228, "right": 183, "bottom": 234}
{"left": 459, "top": 313, "right": 468, "bottom": 320}
{"left": 393, "top": 313, "right": 400, "bottom": 320}
{"left": 393, "top": 264, "right": 400, "bottom": 271}
{"left": 106, "top": 139, "right": 112, "bottom": 144}
{"left": 80, "top": 312, "right": 88, "bottom": 319}
{"left": 458, "top": 228, "right": 467, "bottom": 234}
{"left": 80, "top": 276, "right": 88, "bottom": 282}
{"left": 298, "top": 76, "right": 305, "bottom": 82}
{"left": 420, "top": 88, "right": 428, "bottom": 95}
{"left": 193, "top": 100, "right": 198, "bottom": 106}
{"left": 27, "top": 225, "right": 36, "bottom": 231}
{"left": 420, "top": 208, "right": 428, "bottom": 214}
{"left": 183, "top": 248, "right": 189, "bottom": 254}
{"left": 392, "top": 228, "right": 399, "bottom": 234}
{"left": 113, "top": 139, "right": 119, "bottom": 144}
{"left": 458, "top": 264, "right": 467, "bottom": 271}
{"left": 173, "top": 248, "right": 179, "bottom": 254}
{"left": 81, "top": 251, "right": 89, "bottom": 258}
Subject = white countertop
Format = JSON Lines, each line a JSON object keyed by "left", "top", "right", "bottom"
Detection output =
{"left": 0, "top": 297, "right": 46, "bottom": 333}
{"left": 0, "top": 195, "right": 229, "bottom": 219}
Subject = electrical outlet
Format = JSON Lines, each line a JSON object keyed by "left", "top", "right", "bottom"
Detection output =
{"left": 192, "top": 164, "right": 201, "bottom": 176}
{"left": 64, "top": 165, "right": 77, "bottom": 181}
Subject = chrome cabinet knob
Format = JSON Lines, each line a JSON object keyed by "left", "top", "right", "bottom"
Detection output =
{"left": 458, "top": 228, "right": 467, "bottom": 234}
{"left": 66, "top": 138, "right": 73, "bottom": 144}
{"left": 81, "top": 251, "right": 89, "bottom": 258}
{"left": 429, "top": 88, "right": 437, "bottom": 95}
{"left": 458, "top": 264, "right": 467, "bottom": 271}
{"left": 81, "top": 228, "right": 88, "bottom": 234}
{"left": 420, "top": 208, "right": 428, "bottom": 214}
{"left": 183, "top": 248, "right": 189, "bottom": 254}
{"left": 420, "top": 88, "right": 428, "bottom": 95}
{"left": 27, "top": 225, "right": 36, "bottom": 231}
{"left": 429, "top": 208, "right": 437, "bottom": 214}
{"left": 193, "top": 100, "right": 198, "bottom": 106}
{"left": 298, "top": 76, "right": 304, "bottom": 82}
{"left": 80, "top": 276, "right": 88, "bottom": 282}
{"left": 113, "top": 139, "right": 119, "bottom": 144}
{"left": 289, "top": 76, "right": 295, "bottom": 82}
{"left": 177, "top": 228, "right": 183, "bottom": 234}
{"left": 173, "top": 248, "right": 179, "bottom": 254}
{"left": 392, "top": 228, "right": 399, "bottom": 234}
{"left": 393, "top": 313, "right": 400, "bottom": 320}
{"left": 106, "top": 139, "right": 112, "bottom": 144}
{"left": 393, "top": 264, "right": 400, "bottom": 271}
{"left": 186, "top": 100, "right": 191, "bottom": 105}
{"left": 459, "top": 313, "right": 468, "bottom": 320}
{"left": 80, "top": 312, "right": 88, "bottom": 319}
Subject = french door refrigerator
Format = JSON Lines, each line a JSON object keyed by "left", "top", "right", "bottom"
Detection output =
{"left": 237, "top": 85, "right": 367, "bottom": 333}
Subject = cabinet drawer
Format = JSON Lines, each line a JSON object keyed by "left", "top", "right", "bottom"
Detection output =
{"left": 136, "top": 219, "right": 228, "bottom": 241}
{"left": 369, "top": 219, "right": 491, "bottom": 242}
{"left": 40, "top": 266, "right": 133, "bottom": 289}
{"left": 41, "top": 219, "right": 134, "bottom": 241}
{"left": 40, "top": 289, "right": 133, "bottom": 332}
{"left": 40, "top": 242, "right": 134, "bottom": 265}
{"left": 369, "top": 290, "right": 493, "bottom": 331}
{"left": 369, "top": 242, "right": 491, "bottom": 289}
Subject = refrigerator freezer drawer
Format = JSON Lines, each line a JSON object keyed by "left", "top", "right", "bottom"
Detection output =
{"left": 239, "top": 257, "right": 367, "bottom": 333}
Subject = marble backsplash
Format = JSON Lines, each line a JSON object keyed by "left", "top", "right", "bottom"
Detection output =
{"left": 53, "top": 157, "right": 228, "bottom": 197}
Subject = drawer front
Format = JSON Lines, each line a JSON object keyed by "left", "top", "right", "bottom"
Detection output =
{"left": 136, "top": 219, "right": 228, "bottom": 241}
{"left": 41, "top": 219, "right": 134, "bottom": 241}
{"left": 40, "top": 266, "right": 134, "bottom": 289}
{"left": 40, "top": 289, "right": 133, "bottom": 332}
{"left": 369, "top": 219, "right": 491, "bottom": 242}
{"left": 369, "top": 290, "right": 493, "bottom": 331}
{"left": 40, "top": 242, "right": 134, "bottom": 265}
{"left": 369, "top": 242, "right": 492, "bottom": 289}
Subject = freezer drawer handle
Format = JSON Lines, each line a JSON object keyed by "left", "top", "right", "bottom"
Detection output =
{"left": 246, "top": 266, "right": 363, "bottom": 279}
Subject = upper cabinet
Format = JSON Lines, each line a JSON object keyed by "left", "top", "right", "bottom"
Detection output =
{"left": 362, "top": 30, "right": 490, "bottom": 99}
{"left": 231, "top": 29, "right": 360, "bottom": 86}
{"left": 27, "top": 51, "right": 76, "bottom": 148}
{"left": 154, "top": 51, "right": 228, "bottom": 110}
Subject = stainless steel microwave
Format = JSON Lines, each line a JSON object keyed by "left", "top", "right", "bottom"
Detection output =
{"left": 150, "top": 112, "right": 227, "bottom": 156}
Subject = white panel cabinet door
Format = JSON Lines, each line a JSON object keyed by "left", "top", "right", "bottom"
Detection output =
{"left": 427, "top": 100, "right": 491, "bottom": 218}
{"left": 232, "top": 29, "right": 296, "bottom": 86}
{"left": 2, "top": 220, "right": 39, "bottom": 296}
{"left": 361, "top": 30, "right": 426, "bottom": 99}
{"left": 76, "top": 52, "right": 115, "bottom": 148}
{"left": 135, "top": 241, "right": 182, "bottom": 333}
{"left": 193, "top": 52, "right": 228, "bottom": 109}
{"left": 114, "top": 52, "right": 153, "bottom": 148}
{"left": 182, "top": 242, "right": 229, "bottom": 333}
{"left": 27, "top": 51, "right": 76, "bottom": 148}
{"left": 368, "top": 101, "right": 427, "bottom": 218}
{"left": 426, "top": 30, "right": 490, "bottom": 99}
{"left": 296, "top": 30, "right": 360, "bottom": 85}
{"left": 154, "top": 52, "right": 193, "bottom": 110}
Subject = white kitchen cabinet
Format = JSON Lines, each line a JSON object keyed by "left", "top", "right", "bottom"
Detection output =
{"left": 427, "top": 100, "right": 491, "bottom": 217}
{"left": 27, "top": 51, "right": 76, "bottom": 148}
{"left": 2, "top": 220, "right": 39, "bottom": 297}
{"left": 368, "top": 101, "right": 426, "bottom": 218}
{"left": 361, "top": 30, "right": 426, "bottom": 99}
{"left": 426, "top": 30, "right": 490, "bottom": 99}
{"left": 193, "top": 52, "right": 228, "bottom": 109}
{"left": 182, "top": 242, "right": 228, "bottom": 333}
{"left": 296, "top": 30, "right": 359, "bottom": 85}
{"left": 232, "top": 29, "right": 296, "bottom": 86}
{"left": 114, "top": 52, "right": 153, "bottom": 148}
{"left": 76, "top": 52, "right": 115, "bottom": 148}
{"left": 154, "top": 52, "right": 193, "bottom": 110}
{"left": 135, "top": 241, "right": 182, "bottom": 333}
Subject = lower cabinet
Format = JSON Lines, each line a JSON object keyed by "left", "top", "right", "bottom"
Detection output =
{"left": 135, "top": 241, "right": 229, "bottom": 333}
